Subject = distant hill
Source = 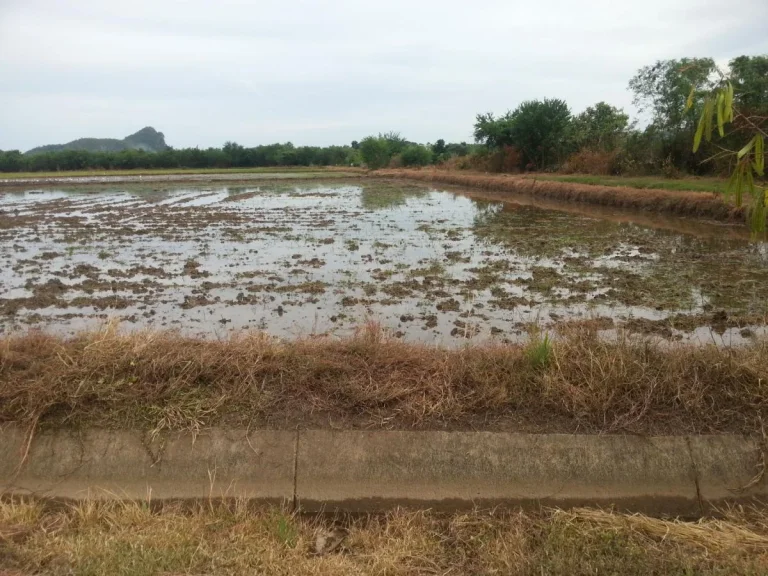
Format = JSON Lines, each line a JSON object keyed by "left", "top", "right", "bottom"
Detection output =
{"left": 26, "top": 127, "right": 169, "bottom": 155}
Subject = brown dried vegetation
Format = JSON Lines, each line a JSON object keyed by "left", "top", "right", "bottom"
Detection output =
{"left": 0, "top": 324, "right": 766, "bottom": 435}
{"left": 377, "top": 169, "right": 745, "bottom": 221}
{"left": 2, "top": 499, "right": 768, "bottom": 575}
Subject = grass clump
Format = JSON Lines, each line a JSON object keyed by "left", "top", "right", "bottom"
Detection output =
{"left": 2, "top": 499, "right": 768, "bottom": 575}
{"left": 525, "top": 332, "right": 552, "bottom": 369}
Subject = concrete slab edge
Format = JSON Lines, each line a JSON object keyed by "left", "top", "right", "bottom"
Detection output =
{"left": 1, "top": 427, "right": 764, "bottom": 515}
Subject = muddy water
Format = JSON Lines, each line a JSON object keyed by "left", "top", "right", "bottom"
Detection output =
{"left": 1, "top": 181, "right": 766, "bottom": 344}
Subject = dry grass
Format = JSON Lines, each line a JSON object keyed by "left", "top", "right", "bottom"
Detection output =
{"left": 377, "top": 169, "right": 746, "bottom": 222}
{"left": 561, "top": 149, "right": 618, "bottom": 175}
{"left": 2, "top": 498, "right": 768, "bottom": 575}
{"left": 0, "top": 324, "right": 766, "bottom": 435}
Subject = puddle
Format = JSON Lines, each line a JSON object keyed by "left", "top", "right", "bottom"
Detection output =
{"left": 1, "top": 180, "right": 766, "bottom": 345}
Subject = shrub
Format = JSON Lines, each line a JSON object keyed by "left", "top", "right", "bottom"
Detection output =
{"left": 449, "top": 146, "right": 521, "bottom": 173}
{"left": 359, "top": 136, "right": 392, "bottom": 170}
{"left": 400, "top": 145, "right": 433, "bottom": 167}
{"left": 387, "top": 154, "right": 404, "bottom": 168}
{"left": 487, "top": 145, "right": 521, "bottom": 173}
{"left": 436, "top": 155, "right": 473, "bottom": 170}
{"left": 562, "top": 149, "right": 618, "bottom": 175}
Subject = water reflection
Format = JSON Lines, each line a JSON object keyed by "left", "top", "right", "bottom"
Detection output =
{"left": 0, "top": 180, "right": 765, "bottom": 346}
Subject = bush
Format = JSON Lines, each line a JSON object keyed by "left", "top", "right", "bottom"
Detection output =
{"left": 487, "top": 146, "right": 522, "bottom": 172}
{"left": 400, "top": 145, "right": 433, "bottom": 167}
{"left": 387, "top": 154, "right": 404, "bottom": 168}
{"left": 359, "top": 136, "right": 392, "bottom": 170}
{"left": 436, "top": 155, "right": 473, "bottom": 170}
{"left": 452, "top": 146, "right": 521, "bottom": 173}
{"left": 562, "top": 149, "right": 618, "bottom": 175}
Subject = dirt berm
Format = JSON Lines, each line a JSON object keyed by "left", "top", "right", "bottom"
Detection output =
{"left": 377, "top": 169, "right": 746, "bottom": 222}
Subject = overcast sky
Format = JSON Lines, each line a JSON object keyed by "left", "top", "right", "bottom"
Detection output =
{"left": 1, "top": 0, "right": 767, "bottom": 151}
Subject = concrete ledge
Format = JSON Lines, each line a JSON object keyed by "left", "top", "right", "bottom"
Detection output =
{"left": 1, "top": 427, "right": 765, "bottom": 515}
{"left": 687, "top": 435, "right": 767, "bottom": 507}
{"left": 297, "top": 431, "right": 701, "bottom": 514}
{"left": 0, "top": 427, "right": 295, "bottom": 502}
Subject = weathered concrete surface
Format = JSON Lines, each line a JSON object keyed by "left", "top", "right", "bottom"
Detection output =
{"left": 296, "top": 431, "right": 700, "bottom": 514}
{"left": 0, "top": 427, "right": 295, "bottom": 502}
{"left": 2, "top": 427, "right": 765, "bottom": 515}
{"left": 687, "top": 435, "right": 767, "bottom": 507}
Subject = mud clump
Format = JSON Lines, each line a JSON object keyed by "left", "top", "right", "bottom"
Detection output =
{"left": 183, "top": 259, "right": 210, "bottom": 279}
{"left": 181, "top": 294, "right": 218, "bottom": 309}
{"left": 437, "top": 298, "right": 461, "bottom": 312}
{"left": 71, "top": 263, "right": 101, "bottom": 280}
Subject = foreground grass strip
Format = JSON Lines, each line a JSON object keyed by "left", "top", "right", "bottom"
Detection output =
{"left": 2, "top": 500, "right": 767, "bottom": 575}
{"left": 379, "top": 169, "right": 748, "bottom": 222}
{"left": 1, "top": 325, "right": 766, "bottom": 435}
{"left": 524, "top": 174, "right": 730, "bottom": 194}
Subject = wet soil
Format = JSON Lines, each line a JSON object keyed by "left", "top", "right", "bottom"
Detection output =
{"left": 1, "top": 180, "right": 766, "bottom": 344}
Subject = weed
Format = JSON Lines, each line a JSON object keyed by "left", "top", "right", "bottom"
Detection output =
{"left": 275, "top": 513, "right": 298, "bottom": 549}
{"left": 526, "top": 332, "right": 552, "bottom": 369}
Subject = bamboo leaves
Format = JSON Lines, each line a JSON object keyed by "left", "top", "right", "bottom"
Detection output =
{"left": 690, "top": 80, "right": 766, "bottom": 237}
{"left": 716, "top": 92, "right": 725, "bottom": 137}
{"left": 754, "top": 135, "right": 764, "bottom": 176}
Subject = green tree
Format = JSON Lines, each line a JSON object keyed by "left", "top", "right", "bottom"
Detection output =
{"left": 571, "top": 102, "right": 629, "bottom": 151}
{"left": 432, "top": 139, "right": 447, "bottom": 156}
{"left": 400, "top": 144, "right": 433, "bottom": 166}
{"left": 629, "top": 58, "right": 716, "bottom": 131}
{"left": 629, "top": 58, "right": 717, "bottom": 172}
{"left": 0, "top": 150, "right": 24, "bottom": 172}
{"left": 474, "top": 99, "right": 572, "bottom": 169}
{"left": 515, "top": 99, "right": 571, "bottom": 169}
{"left": 473, "top": 111, "right": 515, "bottom": 149}
{"left": 359, "top": 136, "right": 392, "bottom": 169}
{"left": 381, "top": 131, "right": 407, "bottom": 155}
{"left": 729, "top": 55, "right": 768, "bottom": 113}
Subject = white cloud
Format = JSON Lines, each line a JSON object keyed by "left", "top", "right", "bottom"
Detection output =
{"left": 0, "top": 0, "right": 766, "bottom": 150}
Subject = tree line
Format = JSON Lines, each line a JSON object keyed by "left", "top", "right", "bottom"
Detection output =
{"left": 1, "top": 55, "right": 765, "bottom": 176}
{"left": 469, "top": 55, "right": 768, "bottom": 175}
{"left": 354, "top": 55, "right": 766, "bottom": 175}
{"left": 0, "top": 142, "right": 360, "bottom": 173}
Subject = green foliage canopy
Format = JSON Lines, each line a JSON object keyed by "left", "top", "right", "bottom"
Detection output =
{"left": 570, "top": 102, "right": 629, "bottom": 151}
{"left": 474, "top": 98, "right": 572, "bottom": 169}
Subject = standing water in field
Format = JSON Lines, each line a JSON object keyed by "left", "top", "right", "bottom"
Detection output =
{"left": 1, "top": 180, "right": 766, "bottom": 344}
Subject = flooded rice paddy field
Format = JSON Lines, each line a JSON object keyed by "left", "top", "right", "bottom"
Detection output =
{"left": 1, "top": 180, "right": 767, "bottom": 344}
